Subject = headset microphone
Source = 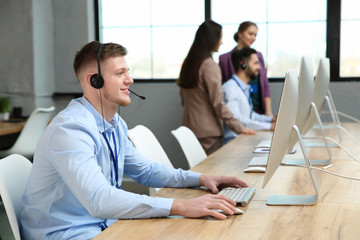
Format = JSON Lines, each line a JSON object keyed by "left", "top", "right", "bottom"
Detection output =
{"left": 129, "top": 89, "right": 146, "bottom": 100}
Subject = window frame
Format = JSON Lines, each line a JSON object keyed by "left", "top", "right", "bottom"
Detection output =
{"left": 95, "top": 0, "right": 357, "bottom": 82}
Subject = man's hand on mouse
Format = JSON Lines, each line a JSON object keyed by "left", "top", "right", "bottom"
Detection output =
{"left": 169, "top": 175, "right": 248, "bottom": 219}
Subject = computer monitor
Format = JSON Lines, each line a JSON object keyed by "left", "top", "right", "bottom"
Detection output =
{"left": 262, "top": 69, "right": 319, "bottom": 206}
{"left": 288, "top": 56, "right": 314, "bottom": 148}
{"left": 303, "top": 58, "right": 330, "bottom": 135}
{"left": 297, "top": 58, "right": 343, "bottom": 147}
{"left": 253, "top": 58, "right": 327, "bottom": 153}
{"left": 285, "top": 57, "right": 332, "bottom": 166}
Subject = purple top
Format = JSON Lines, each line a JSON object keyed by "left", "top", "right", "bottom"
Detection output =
{"left": 219, "top": 48, "right": 271, "bottom": 114}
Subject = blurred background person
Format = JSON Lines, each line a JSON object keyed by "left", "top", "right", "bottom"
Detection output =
{"left": 177, "top": 20, "right": 255, "bottom": 155}
{"left": 219, "top": 21, "right": 273, "bottom": 117}
{"left": 222, "top": 48, "right": 275, "bottom": 144}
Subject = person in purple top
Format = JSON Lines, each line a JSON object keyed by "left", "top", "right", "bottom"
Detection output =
{"left": 219, "top": 21, "right": 273, "bottom": 117}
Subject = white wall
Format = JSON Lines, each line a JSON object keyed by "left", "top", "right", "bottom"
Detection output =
{"left": 0, "top": 0, "right": 94, "bottom": 116}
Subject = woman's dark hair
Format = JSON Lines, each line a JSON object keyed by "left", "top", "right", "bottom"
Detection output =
{"left": 233, "top": 21, "right": 257, "bottom": 43}
{"left": 177, "top": 20, "right": 222, "bottom": 88}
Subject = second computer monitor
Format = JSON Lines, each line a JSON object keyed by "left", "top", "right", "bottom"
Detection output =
{"left": 288, "top": 56, "right": 314, "bottom": 150}
{"left": 303, "top": 58, "right": 330, "bottom": 134}
{"left": 286, "top": 57, "right": 332, "bottom": 165}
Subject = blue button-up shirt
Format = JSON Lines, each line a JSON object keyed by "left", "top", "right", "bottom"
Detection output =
{"left": 222, "top": 75, "right": 272, "bottom": 143}
{"left": 20, "top": 97, "right": 200, "bottom": 239}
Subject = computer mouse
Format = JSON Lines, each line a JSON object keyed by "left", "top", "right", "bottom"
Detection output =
{"left": 215, "top": 208, "right": 244, "bottom": 215}
{"left": 243, "top": 166, "right": 266, "bottom": 173}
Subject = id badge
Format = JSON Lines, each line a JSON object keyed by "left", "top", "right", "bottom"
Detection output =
{"left": 249, "top": 84, "right": 258, "bottom": 94}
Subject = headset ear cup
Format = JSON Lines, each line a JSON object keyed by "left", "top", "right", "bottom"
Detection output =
{"left": 241, "top": 63, "right": 246, "bottom": 70}
{"left": 90, "top": 74, "right": 104, "bottom": 89}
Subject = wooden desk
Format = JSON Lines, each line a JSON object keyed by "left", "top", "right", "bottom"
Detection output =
{"left": 0, "top": 120, "right": 25, "bottom": 136}
{"left": 95, "top": 123, "right": 360, "bottom": 240}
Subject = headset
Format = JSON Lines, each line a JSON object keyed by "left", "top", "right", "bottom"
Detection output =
{"left": 90, "top": 43, "right": 104, "bottom": 89}
{"left": 240, "top": 62, "right": 246, "bottom": 70}
{"left": 89, "top": 43, "right": 146, "bottom": 100}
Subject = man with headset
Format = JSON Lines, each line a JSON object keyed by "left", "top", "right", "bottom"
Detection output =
{"left": 222, "top": 47, "right": 276, "bottom": 145}
{"left": 20, "top": 41, "right": 249, "bottom": 239}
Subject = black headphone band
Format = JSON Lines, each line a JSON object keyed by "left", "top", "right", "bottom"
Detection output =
{"left": 96, "top": 43, "right": 104, "bottom": 77}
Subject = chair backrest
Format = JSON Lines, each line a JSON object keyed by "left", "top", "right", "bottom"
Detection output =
{"left": 0, "top": 154, "right": 32, "bottom": 240}
{"left": 1, "top": 106, "right": 55, "bottom": 159}
{"left": 127, "top": 125, "right": 173, "bottom": 168}
{"left": 171, "top": 126, "right": 207, "bottom": 168}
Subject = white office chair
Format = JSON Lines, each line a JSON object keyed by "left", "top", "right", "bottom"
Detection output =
{"left": 128, "top": 125, "right": 173, "bottom": 168}
{"left": 127, "top": 125, "right": 173, "bottom": 193}
{"left": 171, "top": 126, "right": 207, "bottom": 169}
{"left": 0, "top": 154, "right": 32, "bottom": 240}
{"left": 0, "top": 106, "right": 55, "bottom": 160}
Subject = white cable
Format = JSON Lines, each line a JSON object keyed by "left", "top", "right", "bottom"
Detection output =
{"left": 302, "top": 136, "right": 324, "bottom": 140}
{"left": 337, "top": 125, "right": 360, "bottom": 145}
{"left": 307, "top": 121, "right": 360, "bottom": 144}
{"left": 336, "top": 111, "right": 360, "bottom": 123}
{"left": 321, "top": 110, "right": 360, "bottom": 124}
{"left": 325, "top": 136, "right": 360, "bottom": 162}
{"left": 325, "top": 136, "right": 355, "bottom": 157}
{"left": 311, "top": 166, "right": 360, "bottom": 181}
{"left": 285, "top": 164, "right": 360, "bottom": 181}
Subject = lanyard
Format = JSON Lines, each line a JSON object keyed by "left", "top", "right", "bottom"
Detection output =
{"left": 231, "top": 76, "right": 254, "bottom": 119}
{"left": 102, "top": 131, "right": 120, "bottom": 189}
{"left": 231, "top": 76, "right": 253, "bottom": 108}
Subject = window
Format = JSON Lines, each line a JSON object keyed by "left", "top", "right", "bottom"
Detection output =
{"left": 99, "top": 0, "right": 359, "bottom": 81}
{"left": 212, "top": 0, "right": 327, "bottom": 78}
{"left": 340, "top": 0, "right": 360, "bottom": 77}
{"left": 99, "top": 0, "right": 204, "bottom": 79}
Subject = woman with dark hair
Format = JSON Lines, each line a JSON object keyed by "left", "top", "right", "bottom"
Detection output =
{"left": 219, "top": 21, "right": 273, "bottom": 117}
{"left": 178, "top": 20, "right": 255, "bottom": 155}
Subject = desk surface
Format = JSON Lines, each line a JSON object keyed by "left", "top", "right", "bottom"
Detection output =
{"left": 0, "top": 120, "right": 26, "bottom": 136}
{"left": 95, "top": 123, "right": 360, "bottom": 240}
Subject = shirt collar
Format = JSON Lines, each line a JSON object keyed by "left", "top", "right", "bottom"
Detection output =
{"left": 231, "top": 74, "right": 251, "bottom": 92}
{"left": 79, "top": 96, "right": 120, "bottom": 134}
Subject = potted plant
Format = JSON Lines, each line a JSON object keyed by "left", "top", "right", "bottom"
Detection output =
{"left": 0, "top": 97, "right": 11, "bottom": 120}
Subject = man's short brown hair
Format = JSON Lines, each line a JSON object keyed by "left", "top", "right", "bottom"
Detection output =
{"left": 73, "top": 41, "right": 127, "bottom": 78}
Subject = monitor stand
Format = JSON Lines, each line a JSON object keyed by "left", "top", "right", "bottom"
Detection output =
{"left": 283, "top": 103, "right": 332, "bottom": 166}
{"left": 267, "top": 125, "right": 319, "bottom": 206}
{"left": 307, "top": 94, "right": 342, "bottom": 147}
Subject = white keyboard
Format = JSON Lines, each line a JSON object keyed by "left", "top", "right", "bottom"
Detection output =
{"left": 248, "top": 156, "right": 268, "bottom": 167}
{"left": 249, "top": 156, "right": 295, "bottom": 167}
{"left": 217, "top": 187, "right": 256, "bottom": 207}
{"left": 256, "top": 140, "right": 272, "bottom": 148}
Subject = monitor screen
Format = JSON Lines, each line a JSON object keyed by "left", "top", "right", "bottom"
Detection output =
{"left": 286, "top": 57, "right": 332, "bottom": 166}
{"left": 288, "top": 56, "right": 314, "bottom": 150}
{"left": 303, "top": 58, "right": 330, "bottom": 134}
{"left": 262, "top": 69, "right": 299, "bottom": 189}
{"left": 262, "top": 69, "right": 319, "bottom": 206}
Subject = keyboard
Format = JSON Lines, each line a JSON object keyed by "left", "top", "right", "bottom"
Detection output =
{"left": 249, "top": 155, "right": 296, "bottom": 167}
{"left": 217, "top": 187, "right": 256, "bottom": 207}
{"left": 256, "top": 140, "right": 272, "bottom": 148}
{"left": 248, "top": 156, "right": 268, "bottom": 167}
